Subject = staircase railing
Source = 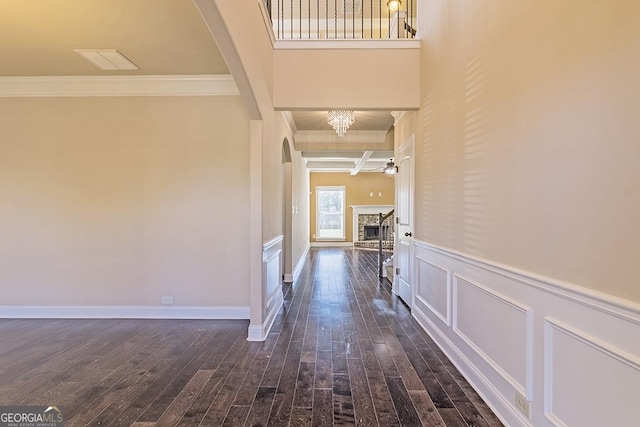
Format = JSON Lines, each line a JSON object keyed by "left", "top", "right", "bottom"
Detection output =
{"left": 264, "top": 0, "right": 417, "bottom": 40}
{"left": 378, "top": 209, "right": 394, "bottom": 278}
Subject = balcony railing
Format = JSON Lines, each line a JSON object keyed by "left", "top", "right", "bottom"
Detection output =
{"left": 264, "top": 0, "right": 417, "bottom": 40}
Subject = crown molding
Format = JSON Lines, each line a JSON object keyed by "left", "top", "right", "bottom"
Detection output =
{"left": 391, "top": 111, "right": 407, "bottom": 125}
{"left": 295, "top": 130, "right": 388, "bottom": 144}
{"left": 282, "top": 111, "right": 298, "bottom": 136}
{"left": 0, "top": 74, "right": 239, "bottom": 97}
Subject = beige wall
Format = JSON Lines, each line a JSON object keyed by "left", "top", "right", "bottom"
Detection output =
{"left": 273, "top": 47, "right": 420, "bottom": 110}
{"left": 408, "top": 0, "right": 640, "bottom": 302}
{"left": 310, "top": 172, "right": 394, "bottom": 242}
{"left": 0, "top": 96, "right": 250, "bottom": 306}
{"left": 291, "top": 142, "right": 310, "bottom": 268}
{"left": 276, "top": 121, "right": 310, "bottom": 278}
{"left": 204, "top": 0, "right": 290, "bottom": 243}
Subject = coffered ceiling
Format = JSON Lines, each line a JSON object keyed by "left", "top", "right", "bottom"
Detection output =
{"left": 290, "top": 111, "right": 395, "bottom": 173}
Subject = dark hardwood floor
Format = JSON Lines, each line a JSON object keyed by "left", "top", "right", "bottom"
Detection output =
{"left": 0, "top": 248, "right": 503, "bottom": 426}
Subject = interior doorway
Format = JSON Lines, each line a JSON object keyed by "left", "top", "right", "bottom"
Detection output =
{"left": 395, "top": 135, "right": 414, "bottom": 307}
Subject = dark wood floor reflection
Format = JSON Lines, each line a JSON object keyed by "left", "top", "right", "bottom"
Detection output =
{"left": 0, "top": 248, "right": 503, "bottom": 426}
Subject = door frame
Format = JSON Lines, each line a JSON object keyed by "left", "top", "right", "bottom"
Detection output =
{"left": 394, "top": 134, "right": 415, "bottom": 307}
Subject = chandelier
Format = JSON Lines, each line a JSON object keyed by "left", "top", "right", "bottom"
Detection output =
{"left": 327, "top": 110, "right": 355, "bottom": 137}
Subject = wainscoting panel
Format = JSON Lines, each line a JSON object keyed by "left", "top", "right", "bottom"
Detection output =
{"left": 414, "top": 257, "right": 450, "bottom": 326}
{"left": 453, "top": 275, "right": 531, "bottom": 398}
{"left": 249, "top": 235, "right": 284, "bottom": 341}
{"left": 412, "top": 240, "right": 640, "bottom": 427}
{"left": 543, "top": 318, "right": 640, "bottom": 427}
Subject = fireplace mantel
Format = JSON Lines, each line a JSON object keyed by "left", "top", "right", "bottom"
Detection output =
{"left": 350, "top": 205, "right": 393, "bottom": 243}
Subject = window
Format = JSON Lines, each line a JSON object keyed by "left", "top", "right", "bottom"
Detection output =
{"left": 316, "top": 186, "right": 346, "bottom": 240}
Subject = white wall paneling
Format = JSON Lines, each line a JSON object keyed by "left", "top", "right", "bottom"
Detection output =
{"left": 412, "top": 240, "right": 640, "bottom": 427}
{"left": 453, "top": 275, "right": 532, "bottom": 399}
{"left": 414, "top": 257, "right": 451, "bottom": 326}
{"left": 543, "top": 318, "right": 640, "bottom": 427}
{"left": 249, "top": 235, "right": 284, "bottom": 341}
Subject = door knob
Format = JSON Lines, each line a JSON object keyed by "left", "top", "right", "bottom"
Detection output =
{"left": 405, "top": 232, "right": 413, "bottom": 237}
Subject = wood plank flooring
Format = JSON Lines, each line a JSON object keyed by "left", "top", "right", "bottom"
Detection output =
{"left": 0, "top": 248, "right": 503, "bottom": 426}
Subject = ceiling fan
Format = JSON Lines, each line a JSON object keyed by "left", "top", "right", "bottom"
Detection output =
{"left": 358, "top": 159, "right": 396, "bottom": 174}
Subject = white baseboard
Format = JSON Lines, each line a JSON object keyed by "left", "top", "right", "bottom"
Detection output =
{"left": 283, "top": 274, "right": 294, "bottom": 283}
{"left": 247, "top": 324, "right": 266, "bottom": 341}
{"left": 292, "top": 243, "right": 310, "bottom": 281}
{"left": 247, "top": 291, "right": 284, "bottom": 341}
{"left": 413, "top": 307, "right": 530, "bottom": 427}
{"left": 411, "top": 239, "right": 640, "bottom": 427}
{"left": 310, "top": 241, "right": 353, "bottom": 248}
{"left": 0, "top": 305, "right": 250, "bottom": 319}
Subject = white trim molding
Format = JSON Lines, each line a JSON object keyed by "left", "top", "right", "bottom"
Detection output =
{"left": 0, "top": 75, "right": 239, "bottom": 98}
{"left": 282, "top": 110, "right": 298, "bottom": 137}
{"left": 414, "top": 241, "right": 640, "bottom": 322}
{"left": 274, "top": 39, "right": 421, "bottom": 50}
{"left": 263, "top": 234, "right": 285, "bottom": 254}
{"left": 292, "top": 243, "right": 311, "bottom": 282}
{"left": 350, "top": 205, "right": 394, "bottom": 244}
{"left": 411, "top": 239, "right": 640, "bottom": 427}
{"left": 249, "top": 235, "right": 285, "bottom": 342}
{"left": 295, "top": 130, "right": 388, "bottom": 144}
{"left": 543, "top": 317, "right": 640, "bottom": 427}
{"left": 452, "top": 274, "right": 533, "bottom": 399}
{"left": 310, "top": 242, "right": 353, "bottom": 248}
{"left": 0, "top": 305, "right": 250, "bottom": 319}
{"left": 390, "top": 110, "right": 407, "bottom": 125}
{"left": 412, "top": 307, "right": 533, "bottom": 427}
{"left": 414, "top": 257, "right": 451, "bottom": 326}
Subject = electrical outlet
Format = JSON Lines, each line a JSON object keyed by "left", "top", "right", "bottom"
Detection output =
{"left": 514, "top": 392, "right": 530, "bottom": 418}
{"left": 161, "top": 296, "right": 173, "bottom": 305}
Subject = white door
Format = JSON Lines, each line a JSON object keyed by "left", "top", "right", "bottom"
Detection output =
{"left": 395, "top": 135, "right": 414, "bottom": 307}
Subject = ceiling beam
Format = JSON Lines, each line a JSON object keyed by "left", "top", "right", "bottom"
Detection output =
{"left": 350, "top": 151, "right": 374, "bottom": 176}
{"left": 306, "top": 161, "right": 356, "bottom": 170}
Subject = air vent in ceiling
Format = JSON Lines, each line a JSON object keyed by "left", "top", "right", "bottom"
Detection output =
{"left": 75, "top": 50, "right": 139, "bottom": 71}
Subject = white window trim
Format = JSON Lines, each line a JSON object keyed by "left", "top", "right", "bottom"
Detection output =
{"left": 315, "top": 186, "right": 347, "bottom": 241}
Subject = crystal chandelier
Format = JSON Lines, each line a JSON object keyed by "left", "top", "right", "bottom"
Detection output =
{"left": 327, "top": 110, "right": 355, "bottom": 137}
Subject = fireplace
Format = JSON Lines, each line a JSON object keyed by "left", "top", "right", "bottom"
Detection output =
{"left": 363, "top": 225, "right": 390, "bottom": 241}
{"left": 350, "top": 205, "right": 394, "bottom": 249}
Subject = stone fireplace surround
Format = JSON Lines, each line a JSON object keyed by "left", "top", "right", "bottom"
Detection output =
{"left": 350, "top": 205, "right": 394, "bottom": 249}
